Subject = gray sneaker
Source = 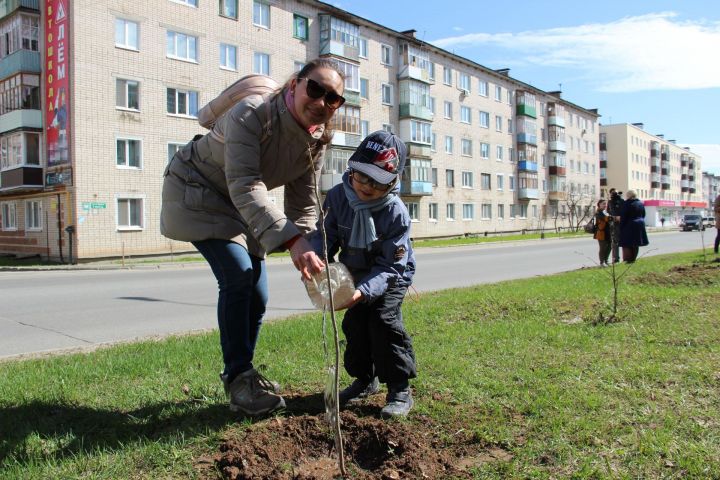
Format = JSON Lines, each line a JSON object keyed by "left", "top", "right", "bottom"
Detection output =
{"left": 226, "top": 368, "right": 285, "bottom": 415}
{"left": 221, "top": 369, "right": 281, "bottom": 395}
{"left": 380, "top": 387, "right": 413, "bottom": 418}
{"left": 339, "top": 377, "right": 380, "bottom": 405}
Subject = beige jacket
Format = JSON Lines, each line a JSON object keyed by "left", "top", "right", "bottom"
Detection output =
{"left": 160, "top": 91, "right": 325, "bottom": 257}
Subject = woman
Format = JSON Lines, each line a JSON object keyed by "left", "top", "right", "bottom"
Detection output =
{"left": 593, "top": 199, "right": 611, "bottom": 266}
{"left": 617, "top": 190, "right": 649, "bottom": 263}
{"left": 161, "top": 59, "right": 346, "bottom": 415}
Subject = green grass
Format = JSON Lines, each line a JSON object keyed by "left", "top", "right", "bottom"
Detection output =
{"left": 412, "top": 230, "right": 584, "bottom": 248}
{"left": 1, "top": 251, "right": 719, "bottom": 478}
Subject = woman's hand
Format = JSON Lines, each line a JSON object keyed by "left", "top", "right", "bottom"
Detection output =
{"left": 336, "top": 289, "right": 363, "bottom": 311}
{"left": 289, "top": 236, "right": 325, "bottom": 280}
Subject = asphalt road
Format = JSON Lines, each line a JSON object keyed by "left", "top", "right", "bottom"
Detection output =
{"left": 0, "top": 230, "right": 708, "bottom": 359}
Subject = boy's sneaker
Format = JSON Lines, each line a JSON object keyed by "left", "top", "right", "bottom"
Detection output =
{"left": 225, "top": 368, "right": 285, "bottom": 415}
{"left": 381, "top": 385, "right": 413, "bottom": 418}
{"left": 221, "top": 369, "right": 281, "bottom": 394}
{"left": 339, "top": 377, "right": 380, "bottom": 405}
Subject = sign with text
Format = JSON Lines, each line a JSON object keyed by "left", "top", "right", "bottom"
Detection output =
{"left": 44, "top": 0, "right": 71, "bottom": 167}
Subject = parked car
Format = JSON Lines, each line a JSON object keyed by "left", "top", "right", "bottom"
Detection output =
{"left": 680, "top": 214, "right": 704, "bottom": 231}
{"left": 702, "top": 217, "right": 716, "bottom": 229}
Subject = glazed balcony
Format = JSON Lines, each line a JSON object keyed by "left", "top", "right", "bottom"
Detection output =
{"left": 518, "top": 188, "right": 539, "bottom": 200}
{"left": 517, "top": 160, "right": 538, "bottom": 172}
{"left": 547, "top": 114, "right": 564, "bottom": 127}
{"left": 652, "top": 173, "right": 660, "bottom": 184}
{"left": 330, "top": 131, "right": 362, "bottom": 149}
{"left": 600, "top": 178, "right": 608, "bottom": 187}
{"left": 399, "top": 103, "right": 433, "bottom": 121}
{"left": 516, "top": 132, "right": 537, "bottom": 145}
{"left": 0, "top": 165, "right": 43, "bottom": 192}
{"left": 599, "top": 160, "right": 607, "bottom": 169}
{"left": 549, "top": 166, "right": 566, "bottom": 176}
{"left": 548, "top": 140, "right": 566, "bottom": 152}
{"left": 650, "top": 142, "right": 659, "bottom": 157}
{"left": 320, "top": 173, "right": 343, "bottom": 192}
{"left": 651, "top": 181, "right": 660, "bottom": 189}
{"left": 398, "top": 43, "right": 433, "bottom": 84}
{"left": 681, "top": 154, "right": 689, "bottom": 167}
{"left": 0, "top": 0, "right": 38, "bottom": 18}
{"left": 343, "top": 90, "right": 361, "bottom": 107}
{"left": 661, "top": 175, "right": 670, "bottom": 190}
{"left": 0, "top": 49, "right": 41, "bottom": 79}
{"left": 407, "top": 142, "right": 432, "bottom": 159}
{"left": 318, "top": 15, "right": 360, "bottom": 62}
{"left": 516, "top": 91, "right": 537, "bottom": 118}
{"left": 400, "top": 179, "right": 432, "bottom": 196}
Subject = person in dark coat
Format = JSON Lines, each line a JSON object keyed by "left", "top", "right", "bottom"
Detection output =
{"left": 617, "top": 190, "right": 649, "bottom": 263}
{"left": 607, "top": 188, "right": 624, "bottom": 263}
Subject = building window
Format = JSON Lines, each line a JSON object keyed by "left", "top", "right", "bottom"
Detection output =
{"left": 360, "top": 78, "right": 369, "bottom": 99}
{"left": 360, "top": 120, "right": 369, "bottom": 138}
{"left": 459, "top": 73, "right": 471, "bottom": 92}
{"left": 443, "top": 101, "right": 452, "bottom": 120}
{"left": 532, "top": 205, "right": 538, "bottom": 218}
{"left": 445, "top": 136, "right": 453, "bottom": 154}
{"left": 495, "top": 115, "right": 502, "bottom": 132}
{"left": 0, "top": 73, "right": 40, "bottom": 114}
{"left": 431, "top": 168, "right": 438, "bottom": 186}
{"left": 167, "top": 142, "right": 184, "bottom": 163}
{"left": 172, "top": 0, "right": 198, "bottom": 6}
{"left": 508, "top": 118, "right": 513, "bottom": 133}
{"left": 461, "top": 171, "right": 473, "bottom": 188}
{"left": 497, "top": 174, "right": 504, "bottom": 190}
{"left": 380, "top": 44, "right": 393, "bottom": 65}
{"left": 331, "top": 104, "right": 361, "bottom": 133}
{"left": 478, "top": 79, "right": 488, "bottom": 97}
{"left": 293, "top": 14, "right": 308, "bottom": 39}
{"left": 443, "top": 66, "right": 452, "bottom": 85}
{"left": 479, "top": 111, "right": 489, "bottom": 128}
{"left": 496, "top": 145, "right": 504, "bottom": 161}
{"left": 253, "top": 52, "right": 270, "bottom": 75}
{"left": 498, "top": 204, "right": 504, "bottom": 219}
{"left": 219, "top": 43, "right": 237, "bottom": 70}
{"left": 408, "top": 202, "right": 419, "bottom": 221}
{"left": 481, "top": 173, "right": 491, "bottom": 190}
{"left": 460, "top": 106, "right": 471, "bottom": 124}
{"left": 253, "top": 1, "right": 270, "bottom": 28}
{"left": 462, "top": 203, "right": 474, "bottom": 220}
{"left": 430, "top": 133, "right": 437, "bottom": 152}
{"left": 428, "top": 62, "right": 435, "bottom": 81}
{"left": 116, "top": 138, "right": 142, "bottom": 168}
{"left": 494, "top": 85, "right": 502, "bottom": 101}
{"left": 220, "top": 0, "right": 238, "bottom": 18}
{"left": 166, "top": 31, "right": 197, "bottom": 62}
{"left": 335, "top": 59, "right": 360, "bottom": 92}
{"left": 480, "top": 142, "right": 489, "bottom": 159}
{"left": 0, "top": 132, "right": 40, "bottom": 169}
{"left": 461, "top": 139, "right": 472, "bottom": 157}
{"left": 115, "top": 18, "right": 138, "bottom": 50}
{"left": 446, "top": 203, "right": 455, "bottom": 220}
{"left": 116, "top": 79, "right": 139, "bottom": 110}
{"left": 429, "top": 96, "right": 436, "bottom": 114}
{"left": 446, "top": 169, "right": 454, "bottom": 187}
{"left": 481, "top": 203, "right": 492, "bottom": 219}
{"left": 25, "top": 200, "right": 42, "bottom": 231}
{"left": 429, "top": 203, "right": 438, "bottom": 221}
{"left": 1, "top": 202, "right": 17, "bottom": 230}
{"left": 117, "top": 198, "right": 144, "bottom": 229}
{"left": 359, "top": 37, "right": 368, "bottom": 58}
{"left": 381, "top": 83, "right": 393, "bottom": 105}
{"left": 410, "top": 120, "right": 432, "bottom": 144}
{"left": 166, "top": 88, "right": 198, "bottom": 117}
{"left": 509, "top": 175, "right": 515, "bottom": 191}
{"left": 382, "top": 123, "right": 394, "bottom": 133}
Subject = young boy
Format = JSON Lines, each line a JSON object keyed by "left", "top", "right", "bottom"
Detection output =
{"left": 308, "top": 130, "right": 417, "bottom": 418}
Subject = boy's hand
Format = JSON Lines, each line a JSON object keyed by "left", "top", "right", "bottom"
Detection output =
{"left": 336, "top": 290, "right": 363, "bottom": 311}
{"left": 290, "top": 237, "right": 324, "bottom": 280}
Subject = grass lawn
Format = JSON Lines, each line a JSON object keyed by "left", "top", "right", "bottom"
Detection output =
{"left": 1, "top": 251, "right": 719, "bottom": 478}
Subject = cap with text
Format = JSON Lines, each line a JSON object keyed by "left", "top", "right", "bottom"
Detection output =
{"left": 347, "top": 130, "right": 407, "bottom": 185}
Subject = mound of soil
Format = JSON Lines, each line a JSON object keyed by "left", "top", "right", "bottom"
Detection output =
{"left": 639, "top": 262, "right": 720, "bottom": 286}
{"left": 198, "top": 394, "right": 513, "bottom": 479}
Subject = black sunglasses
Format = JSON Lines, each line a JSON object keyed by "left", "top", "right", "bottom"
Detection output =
{"left": 350, "top": 170, "right": 395, "bottom": 191}
{"left": 300, "top": 77, "right": 346, "bottom": 109}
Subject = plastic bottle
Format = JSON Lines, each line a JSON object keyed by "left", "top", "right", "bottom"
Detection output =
{"left": 303, "top": 262, "right": 356, "bottom": 310}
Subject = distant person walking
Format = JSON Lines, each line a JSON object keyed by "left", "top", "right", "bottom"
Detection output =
{"left": 607, "top": 188, "right": 624, "bottom": 264}
{"left": 593, "top": 199, "right": 612, "bottom": 266}
{"left": 617, "top": 190, "right": 649, "bottom": 263}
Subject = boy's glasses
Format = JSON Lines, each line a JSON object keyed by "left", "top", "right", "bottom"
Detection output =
{"left": 300, "top": 77, "right": 346, "bottom": 109}
{"left": 350, "top": 170, "right": 394, "bottom": 191}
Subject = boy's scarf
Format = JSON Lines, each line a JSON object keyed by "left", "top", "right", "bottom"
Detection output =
{"left": 341, "top": 171, "right": 399, "bottom": 250}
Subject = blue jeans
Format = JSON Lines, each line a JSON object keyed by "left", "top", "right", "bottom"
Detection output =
{"left": 193, "top": 240, "right": 268, "bottom": 382}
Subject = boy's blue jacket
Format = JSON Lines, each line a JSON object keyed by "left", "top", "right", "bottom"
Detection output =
{"left": 308, "top": 181, "right": 415, "bottom": 303}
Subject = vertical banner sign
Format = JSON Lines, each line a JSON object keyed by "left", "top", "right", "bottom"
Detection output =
{"left": 45, "top": 0, "right": 70, "bottom": 167}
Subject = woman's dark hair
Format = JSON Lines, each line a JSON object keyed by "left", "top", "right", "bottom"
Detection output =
{"left": 282, "top": 58, "right": 346, "bottom": 148}
{"left": 597, "top": 199, "right": 607, "bottom": 208}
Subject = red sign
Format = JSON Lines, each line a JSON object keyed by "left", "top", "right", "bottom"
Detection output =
{"left": 680, "top": 201, "right": 706, "bottom": 208}
{"left": 644, "top": 200, "right": 676, "bottom": 207}
{"left": 44, "top": 0, "right": 70, "bottom": 167}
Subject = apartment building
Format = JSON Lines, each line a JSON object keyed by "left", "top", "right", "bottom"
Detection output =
{"left": 600, "top": 123, "right": 705, "bottom": 226}
{"left": 702, "top": 172, "right": 719, "bottom": 210}
{"left": 0, "top": 0, "right": 600, "bottom": 260}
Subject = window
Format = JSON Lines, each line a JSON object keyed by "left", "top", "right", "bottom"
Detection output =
{"left": 497, "top": 204, "right": 504, "bottom": 219}
{"left": 219, "top": 43, "right": 237, "bottom": 70}
{"left": 445, "top": 136, "right": 453, "bottom": 154}
{"left": 481, "top": 204, "right": 492, "bottom": 219}
{"left": 429, "top": 62, "right": 435, "bottom": 81}
{"left": 462, "top": 203, "right": 474, "bottom": 220}
{"left": 360, "top": 120, "right": 369, "bottom": 138}
{"left": 381, "top": 83, "right": 393, "bottom": 105}
{"left": 117, "top": 198, "right": 144, "bottom": 229}
{"left": 25, "top": 200, "right": 41, "bottom": 231}
{"left": 446, "top": 203, "right": 455, "bottom": 220}
{"left": 431, "top": 168, "right": 438, "bottom": 186}
{"left": 116, "top": 138, "right": 142, "bottom": 168}
{"left": 532, "top": 205, "right": 538, "bottom": 218}
{"left": 430, "top": 133, "right": 437, "bottom": 152}
{"left": 460, "top": 106, "right": 471, "bottom": 124}
{"left": 509, "top": 204, "right": 516, "bottom": 218}
{"left": 1, "top": 202, "right": 17, "bottom": 230}
{"left": 509, "top": 147, "right": 515, "bottom": 162}
{"left": 494, "top": 85, "right": 502, "bottom": 101}
{"left": 115, "top": 19, "right": 138, "bottom": 50}
{"left": 408, "top": 202, "right": 419, "bottom": 221}
{"left": 293, "top": 14, "right": 308, "bottom": 39}
{"left": 220, "top": 0, "right": 238, "bottom": 18}
{"left": 166, "top": 88, "right": 198, "bottom": 116}
{"left": 508, "top": 118, "right": 513, "bottom": 133}
{"left": 509, "top": 175, "right": 515, "bottom": 190}
{"left": 446, "top": 169, "right": 454, "bottom": 187}
{"left": 429, "top": 203, "right": 438, "bottom": 221}
{"left": 479, "top": 111, "right": 489, "bottom": 128}
{"left": 0, "top": 132, "right": 40, "bottom": 169}
{"left": 116, "top": 79, "right": 139, "bottom": 110}
{"left": 360, "top": 78, "right": 369, "bottom": 99}
{"left": 429, "top": 96, "right": 436, "bottom": 114}
{"left": 461, "top": 139, "right": 472, "bottom": 157}
{"left": 443, "top": 66, "right": 452, "bottom": 85}
{"left": 461, "top": 171, "right": 473, "bottom": 188}
{"left": 382, "top": 123, "right": 394, "bottom": 133}
{"left": 331, "top": 104, "right": 361, "bottom": 133}
{"left": 166, "top": 31, "right": 197, "bottom": 61}
{"left": 481, "top": 173, "right": 491, "bottom": 190}
{"left": 253, "top": 52, "right": 270, "bottom": 75}
{"left": 443, "top": 101, "right": 452, "bottom": 120}
{"left": 497, "top": 174, "right": 504, "bottom": 190}
{"left": 173, "top": 0, "right": 197, "bottom": 6}
{"left": 496, "top": 145, "right": 503, "bottom": 161}
{"left": 167, "top": 142, "right": 184, "bottom": 163}
{"left": 459, "top": 73, "right": 471, "bottom": 92}
{"left": 0, "top": 73, "right": 40, "bottom": 114}
{"left": 359, "top": 37, "right": 368, "bottom": 58}
{"left": 253, "top": 1, "right": 270, "bottom": 28}
{"left": 322, "top": 148, "right": 352, "bottom": 174}
{"left": 335, "top": 59, "right": 360, "bottom": 91}
{"left": 495, "top": 115, "right": 502, "bottom": 132}
{"left": 380, "top": 44, "right": 392, "bottom": 65}
{"left": 478, "top": 79, "right": 488, "bottom": 97}
{"left": 410, "top": 120, "right": 432, "bottom": 144}
{"left": 480, "top": 142, "right": 489, "bottom": 159}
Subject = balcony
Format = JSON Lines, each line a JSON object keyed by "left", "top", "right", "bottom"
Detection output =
{"left": 661, "top": 152, "right": 668, "bottom": 161}
{"left": 330, "top": 131, "right": 362, "bottom": 149}
{"left": 0, "top": 166, "right": 43, "bottom": 191}
{"left": 547, "top": 115, "right": 565, "bottom": 127}
{"left": 599, "top": 160, "right": 607, "bottom": 169}
{"left": 517, "top": 161, "right": 538, "bottom": 172}
{"left": 516, "top": 132, "right": 537, "bottom": 145}
{"left": 318, "top": 15, "right": 360, "bottom": 62}
{"left": 407, "top": 142, "right": 432, "bottom": 159}
{"left": 400, "top": 179, "right": 432, "bottom": 196}
{"left": 399, "top": 103, "right": 433, "bottom": 121}
{"left": 600, "top": 179, "right": 607, "bottom": 187}
{"left": 681, "top": 173, "right": 688, "bottom": 180}
{"left": 681, "top": 155, "right": 688, "bottom": 167}
{"left": 320, "top": 173, "right": 343, "bottom": 192}
{"left": 548, "top": 140, "right": 566, "bottom": 152}
{"left": 661, "top": 175, "right": 670, "bottom": 190}
{"left": 689, "top": 187, "right": 696, "bottom": 193}
{"left": 344, "top": 90, "right": 361, "bottom": 107}
{"left": 651, "top": 165, "right": 659, "bottom": 173}
{"left": 661, "top": 168, "right": 669, "bottom": 176}
{"left": 652, "top": 173, "right": 660, "bottom": 184}
{"left": 516, "top": 104, "right": 536, "bottom": 118}
{"left": 549, "top": 166, "right": 566, "bottom": 176}
{"left": 651, "top": 181, "right": 660, "bottom": 189}
{"left": 599, "top": 142, "right": 607, "bottom": 151}
{"left": 0, "top": 109, "right": 42, "bottom": 131}
{"left": 398, "top": 64, "right": 432, "bottom": 84}
{"left": 0, "top": 0, "right": 39, "bottom": 18}
{"left": 518, "top": 188, "right": 539, "bottom": 200}
{"left": 0, "top": 49, "right": 41, "bottom": 79}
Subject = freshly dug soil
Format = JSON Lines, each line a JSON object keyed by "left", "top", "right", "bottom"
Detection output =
{"left": 639, "top": 262, "right": 720, "bottom": 287}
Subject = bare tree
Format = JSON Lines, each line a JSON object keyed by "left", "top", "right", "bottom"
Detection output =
{"left": 562, "top": 186, "right": 595, "bottom": 232}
